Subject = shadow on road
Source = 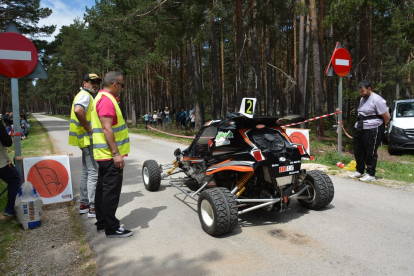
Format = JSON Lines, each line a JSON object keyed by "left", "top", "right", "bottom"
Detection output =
{"left": 237, "top": 200, "right": 334, "bottom": 228}
{"left": 98, "top": 250, "right": 221, "bottom": 276}
{"left": 121, "top": 206, "right": 167, "bottom": 229}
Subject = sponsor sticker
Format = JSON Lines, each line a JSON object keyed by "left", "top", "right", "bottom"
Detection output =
{"left": 215, "top": 131, "right": 234, "bottom": 147}
{"left": 279, "top": 165, "right": 294, "bottom": 173}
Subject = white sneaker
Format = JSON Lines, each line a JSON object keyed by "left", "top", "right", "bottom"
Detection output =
{"left": 349, "top": 171, "right": 364, "bottom": 178}
{"left": 359, "top": 174, "right": 376, "bottom": 182}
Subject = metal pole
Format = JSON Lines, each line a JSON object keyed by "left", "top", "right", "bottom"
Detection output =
{"left": 11, "top": 78, "right": 23, "bottom": 182}
{"left": 338, "top": 77, "right": 343, "bottom": 157}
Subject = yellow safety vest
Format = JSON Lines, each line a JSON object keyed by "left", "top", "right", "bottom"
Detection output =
{"left": 68, "top": 89, "right": 93, "bottom": 148}
{"left": 91, "top": 91, "right": 130, "bottom": 160}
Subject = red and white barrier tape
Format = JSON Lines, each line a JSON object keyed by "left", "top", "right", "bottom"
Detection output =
{"left": 281, "top": 111, "right": 342, "bottom": 127}
{"left": 338, "top": 121, "right": 353, "bottom": 139}
{"left": 147, "top": 126, "right": 195, "bottom": 139}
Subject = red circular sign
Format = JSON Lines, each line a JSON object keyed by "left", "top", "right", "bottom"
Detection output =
{"left": 332, "top": 48, "right": 351, "bottom": 77}
{"left": 0, "top": 32, "right": 38, "bottom": 78}
{"left": 27, "top": 160, "right": 69, "bottom": 198}
{"left": 289, "top": 132, "right": 309, "bottom": 152}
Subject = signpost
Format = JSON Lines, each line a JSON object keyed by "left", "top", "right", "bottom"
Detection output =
{"left": 326, "top": 42, "right": 352, "bottom": 157}
{"left": 0, "top": 23, "right": 48, "bottom": 180}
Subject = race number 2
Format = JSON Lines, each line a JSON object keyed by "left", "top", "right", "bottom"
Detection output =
{"left": 245, "top": 99, "right": 253, "bottom": 114}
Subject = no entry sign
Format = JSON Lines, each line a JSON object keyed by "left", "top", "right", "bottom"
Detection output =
{"left": 332, "top": 48, "right": 351, "bottom": 77}
{"left": 0, "top": 32, "right": 38, "bottom": 78}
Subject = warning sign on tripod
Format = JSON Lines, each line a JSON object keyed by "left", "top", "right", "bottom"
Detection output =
{"left": 23, "top": 155, "right": 73, "bottom": 205}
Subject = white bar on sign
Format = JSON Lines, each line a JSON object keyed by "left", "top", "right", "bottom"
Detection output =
{"left": 335, "top": 59, "right": 349, "bottom": 66}
{"left": 0, "top": 49, "right": 31, "bottom": 61}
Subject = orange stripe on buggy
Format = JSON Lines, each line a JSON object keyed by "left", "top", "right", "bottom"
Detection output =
{"left": 206, "top": 158, "right": 232, "bottom": 170}
{"left": 238, "top": 129, "right": 254, "bottom": 147}
{"left": 183, "top": 157, "right": 202, "bottom": 161}
{"left": 206, "top": 165, "right": 254, "bottom": 175}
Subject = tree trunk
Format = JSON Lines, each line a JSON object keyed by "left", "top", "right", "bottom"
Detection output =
{"left": 358, "top": 2, "right": 373, "bottom": 82}
{"left": 188, "top": 40, "right": 204, "bottom": 129}
{"left": 309, "top": 0, "right": 324, "bottom": 136}
{"left": 266, "top": 24, "right": 272, "bottom": 115}
{"left": 236, "top": 0, "right": 244, "bottom": 110}
{"left": 298, "top": 0, "right": 306, "bottom": 118}
{"left": 220, "top": 19, "right": 226, "bottom": 118}
{"left": 180, "top": 43, "right": 184, "bottom": 109}
{"left": 293, "top": 9, "right": 298, "bottom": 115}
{"left": 210, "top": 7, "right": 221, "bottom": 120}
{"left": 131, "top": 78, "right": 137, "bottom": 127}
{"left": 248, "top": 0, "right": 261, "bottom": 109}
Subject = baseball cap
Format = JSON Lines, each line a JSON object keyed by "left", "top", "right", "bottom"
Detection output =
{"left": 83, "top": 73, "right": 101, "bottom": 81}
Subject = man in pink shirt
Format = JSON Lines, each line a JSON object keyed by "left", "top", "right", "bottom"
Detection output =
{"left": 92, "top": 71, "right": 132, "bottom": 238}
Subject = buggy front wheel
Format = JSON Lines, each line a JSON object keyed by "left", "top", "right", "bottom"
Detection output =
{"left": 197, "top": 187, "right": 238, "bottom": 236}
{"left": 142, "top": 160, "right": 161, "bottom": 191}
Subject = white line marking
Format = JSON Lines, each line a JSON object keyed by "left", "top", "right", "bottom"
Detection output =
{"left": 0, "top": 50, "right": 31, "bottom": 61}
{"left": 335, "top": 59, "right": 349, "bottom": 66}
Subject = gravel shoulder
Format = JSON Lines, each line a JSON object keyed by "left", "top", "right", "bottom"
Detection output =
{"left": 1, "top": 203, "right": 96, "bottom": 276}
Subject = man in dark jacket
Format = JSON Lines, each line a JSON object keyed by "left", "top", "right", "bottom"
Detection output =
{"left": 0, "top": 119, "right": 21, "bottom": 216}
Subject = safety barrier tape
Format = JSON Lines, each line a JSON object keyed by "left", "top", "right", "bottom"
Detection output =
{"left": 280, "top": 111, "right": 342, "bottom": 127}
{"left": 147, "top": 125, "right": 195, "bottom": 139}
{"left": 338, "top": 121, "right": 353, "bottom": 139}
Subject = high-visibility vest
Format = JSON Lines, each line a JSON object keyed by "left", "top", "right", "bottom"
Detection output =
{"left": 68, "top": 89, "right": 93, "bottom": 148}
{"left": 91, "top": 91, "right": 130, "bottom": 160}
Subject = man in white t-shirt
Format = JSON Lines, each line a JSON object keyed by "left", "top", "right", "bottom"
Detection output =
{"left": 349, "top": 80, "right": 390, "bottom": 182}
{"left": 69, "top": 73, "right": 100, "bottom": 217}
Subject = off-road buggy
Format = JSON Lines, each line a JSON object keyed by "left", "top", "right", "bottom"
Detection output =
{"left": 142, "top": 98, "right": 334, "bottom": 236}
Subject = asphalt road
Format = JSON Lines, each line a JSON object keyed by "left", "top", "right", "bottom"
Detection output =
{"left": 34, "top": 114, "right": 414, "bottom": 276}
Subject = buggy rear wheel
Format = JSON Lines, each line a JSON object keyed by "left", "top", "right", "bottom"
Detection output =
{"left": 297, "top": 170, "right": 334, "bottom": 210}
{"left": 142, "top": 160, "right": 161, "bottom": 191}
{"left": 197, "top": 187, "right": 238, "bottom": 236}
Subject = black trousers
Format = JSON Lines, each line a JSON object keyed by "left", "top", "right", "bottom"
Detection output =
{"left": 95, "top": 160, "right": 123, "bottom": 234}
{"left": 353, "top": 124, "right": 384, "bottom": 176}
{"left": 0, "top": 164, "right": 21, "bottom": 214}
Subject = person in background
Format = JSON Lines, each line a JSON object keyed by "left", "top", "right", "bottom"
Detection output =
{"left": 175, "top": 109, "right": 181, "bottom": 129}
{"left": 148, "top": 111, "right": 153, "bottom": 127}
{"left": 157, "top": 109, "right": 163, "bottom": 127}
{"left": 185, "top": 105, "right": 193, "bottom": 129}
{"left": 180, "top": 108, "right": 187, "bottom": 130}
{"left": 20, "top": 116, "right": 30, "bottom": 131}
{"left": 20, "top": 110, "right": 27, "bottom": 121}
{"left": 68, "top": 73, "right": 100, "bottom": 218}
{"left": 143, "top": 112, "right": 149, "bottom": 129}
{"left": 349, "top": 80, "right": 390, "bottom": 182}
{"left": 164, "top": 107, "right": 170, "bottom": 129}
{"left": 91, "top": 71, "right": 132, "bottom": 238}
{"left": 190, "top": 111, "right": 196, "bottom": 131}
{"left": 4, "top": 111, "right": 12, "bottom": 127}
{"left": 0, "top": 119, "right": 20, "bottom": 217}
{"left": 20, "top": 122, "right": 28, "bottom": 139}
{"left": 153, "top": 111, "right": 158, "bottom": 127}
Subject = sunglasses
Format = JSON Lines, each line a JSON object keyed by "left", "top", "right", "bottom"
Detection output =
{"left": 88, "top": 80, "right": 100, "bottom": 85}
{"left": 116, "top": 82, "right": 125, "bottom": 88}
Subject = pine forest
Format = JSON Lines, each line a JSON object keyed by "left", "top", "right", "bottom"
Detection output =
{"left": 1, "top": 0, "right": 414, "bottom": 136}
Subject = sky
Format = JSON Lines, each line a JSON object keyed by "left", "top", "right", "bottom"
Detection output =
{"left": 38, "top": 0, "right": 96, "bottom": 42}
